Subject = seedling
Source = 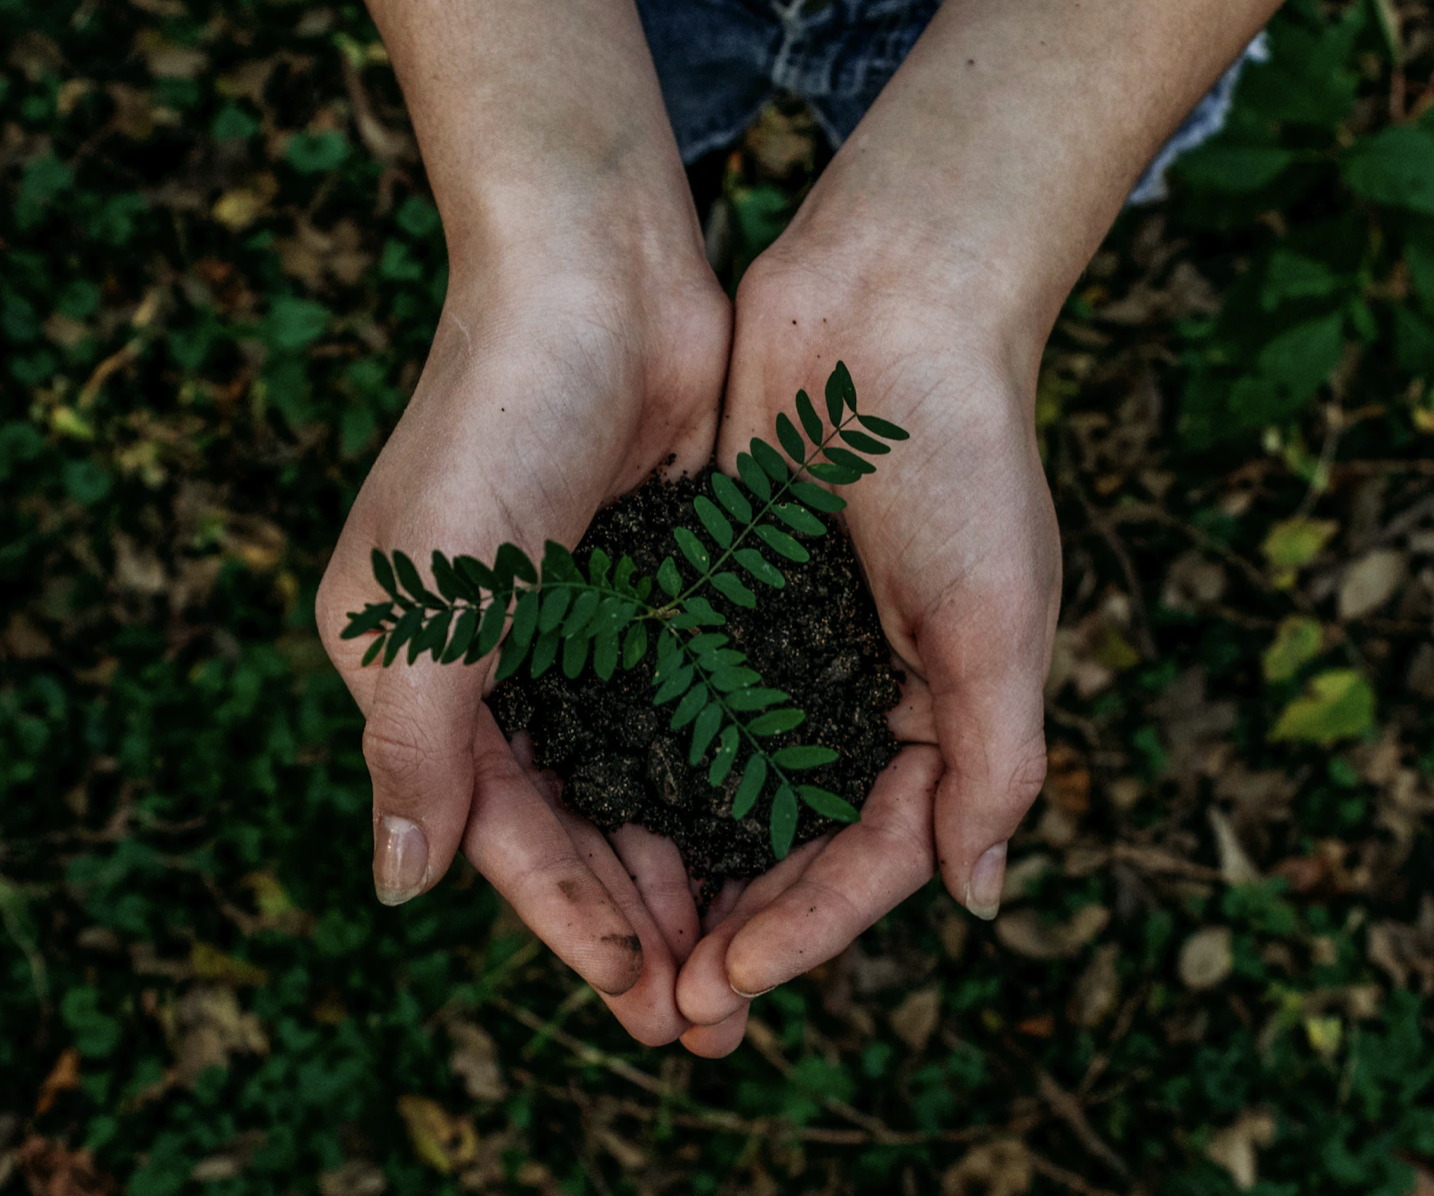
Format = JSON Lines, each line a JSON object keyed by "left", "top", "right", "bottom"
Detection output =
{"left": 341, "top": 363, "right": 908, "bottom": 858}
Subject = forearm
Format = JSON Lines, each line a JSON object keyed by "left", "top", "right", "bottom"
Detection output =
{"left": 781, "top": 0, "right": 1282, "bottom": 353}
{"left": 365, "top": 0, "right": 702, "bottom": 275}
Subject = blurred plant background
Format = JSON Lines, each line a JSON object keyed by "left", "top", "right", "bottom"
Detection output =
{"left": 3, "top": 0, "right": 1434, "bottom": 1193}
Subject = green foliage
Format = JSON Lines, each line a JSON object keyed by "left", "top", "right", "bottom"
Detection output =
{"left": 344, "top": 365, "right": 907, "bottom": 856}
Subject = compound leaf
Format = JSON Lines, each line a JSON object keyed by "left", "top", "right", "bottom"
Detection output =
{"left": 771, "top": 785, "right": 798, "bottom": 859}
{"left": 755, "top": 524, "right": 809, "bottom": 563}
{"left": 797, "top": 785, "right": 859, "bottom": 822}
{"left": 736, "top": 452, "right": 771, "bottom": 502}
{"left": 711, "top": 472, "right": 752, "bottom": 523}
{"left": 772, "top": 744, "right": 838, "bottom": 770}
{"left": 732, "top": 755, "right": 767, "bottom": 819}
{"left": 711, "top": 571, "right": 757, "bottom": 608}
{"left": 795, "top": 389, "right": 823, "bottom": 442}
{"left": 694, "top": 496, "right": 733, "bottom": 548}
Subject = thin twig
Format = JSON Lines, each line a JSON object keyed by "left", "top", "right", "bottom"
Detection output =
{"left": 1027, "top": 1149, "right": 1127, "bottom": 1196}
{"left": 1037, "top": 1069, "right": 1132, "bottom": 1182}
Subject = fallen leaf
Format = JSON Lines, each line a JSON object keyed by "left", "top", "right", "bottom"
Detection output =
{"left": 163, "top": 985, "right": 269, "bottom": 1086}
{"left": 995, "top": 906, "right": 1110, "bottom": 960}
{"left": 1044, "top": 743, "right": 1091, "bottom": 814}
{"left": 1209, "top": 809, "right": 1261, "bottom": 885}
{"left": 1269, "top": 669, "right": 1376, "bottom": 745}
{"left": 941, "top": 1138, "right": 1032, "bottom": 1196}
{"left": 395, "top": 1096, "right": 479, "bottom": 1175}
{"left": 1178, "top": 926, "right": 1234, "bottom": 990}
{"left": 1304, "top": 1014, "right": 1342, "bottom": 1058}
{"left": 447, "top": 1021, "right": 506, "bottom": 1102}
{"left": 319, "top": 1159, "right": 388, "bottom": 1196}
{"left": 17, "top": 1136, "right": 116, "bottom": 1196}
{"left": 1337, "top": 548, "right": 1407, "bottom": 620}
{"left": 212, "top": 189, "right": 266, "bottom": 231}
{"left": 889, "top": 986, "right": 942, "bottom": 1053}
{"left": 1068, "top": 943, "right": 1121, "bottom": 1028}
{"left": 1262, "top": 517, "right": 1337, "bottom": 571}
{"left": 34, "top": 1049, "right": 81, "bottom": 1117}
{"left": 1162, "top": 550, "right": 1228, "bottom": 613}
{"left": 135, "top": 30, "right": 208, "bottom": 79}
{"left": 1000, "top": 854, "right": 1052, "bottom": 904}
{"left": 1206, "top": 1110, "right": 1276, "bottom": 1190}
{"left": 190, "top": 943, "right": 269, "bottom": 987}
{"left": 1261, "top": 615, "right": 1325, "bottom": 682}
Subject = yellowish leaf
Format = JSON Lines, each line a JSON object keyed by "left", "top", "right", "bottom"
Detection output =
{"left": 395, "top": 1095, "right": 478, "bottom": 1174}
{"left": 212, "top": 189, "right": 265, "bottom": 231}
{"left": 190, "top": 942, "right": 269, "bottom": 987}
{"left": 1261, "top": 517, "right": 1337, "bottom": 570}
{"left": 1269, "top": 669, "right": 1376, "bottom": 746}
{"left": 1262, "top": 616, "right": 1324, "bottom": 682}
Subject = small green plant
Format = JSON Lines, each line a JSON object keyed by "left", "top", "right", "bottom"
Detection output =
{"left": 341, "top": 363, "right": 908, "bottom": 857}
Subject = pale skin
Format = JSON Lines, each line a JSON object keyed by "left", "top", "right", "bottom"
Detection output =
{"left": 316, "top": 0, "right": 1284, "bottom": 1053}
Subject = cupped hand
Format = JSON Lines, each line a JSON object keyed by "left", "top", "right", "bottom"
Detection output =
{"left": 317, "top": 248, "right": 730, "bottom": 1045}
{"left": 676, "top": 245, "right": 1062, "bottom": 1055}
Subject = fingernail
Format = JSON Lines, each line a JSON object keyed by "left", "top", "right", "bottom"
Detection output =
{"left": 374, "top": 815, "right": 428, "bottom": 906}
{"left": 731, "top": 982, "right": 775, "bottom": 1000}
{"left": 965, "top": 841, "right": 1007, "bottom": 921}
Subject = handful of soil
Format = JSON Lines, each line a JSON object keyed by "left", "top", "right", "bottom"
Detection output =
{"left": 490, "top": 467, "right": 901, "bottom": 880}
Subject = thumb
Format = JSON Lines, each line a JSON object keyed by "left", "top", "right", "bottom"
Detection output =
{"left": 923, "top": 588, "right": 1054, "bottom": 921}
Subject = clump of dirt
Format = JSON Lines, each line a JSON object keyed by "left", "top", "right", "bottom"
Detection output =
{"left": 490, "top": 467, "right": 901, "bottom": 880}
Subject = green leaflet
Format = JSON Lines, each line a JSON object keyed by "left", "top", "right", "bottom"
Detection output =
{"left": 670, "top": 683, "right": 709, "bottom": 729}
{"left": 732, "top": 755, "right": 767, "bottom": 819}
{"left": 856, "top": 413, "right": 909, "bottom": 440}
{"left": 775, "top": 413, "right": 805, "bottom": 461}
{"left": 674, "top": 526, "right": 710, "bottom": 571}
{"left": 797, "top": 785, "right": 859, "bottom": 822}
{"left": 755, "top": 524, "right": 809, "bottom": 563}
{"left": 734, "top": 547, "right": 784, "bottom": 588}
{"left": 795, "top": 389, "right": 823, "bottom": 442}
{"left": 789, "top": 481, "right": 845, "bottom": 513}
{"left": 539, "top": 587, "right": 571, "bottom": 633}
{"left": 771, "top": 502, "right": 826, "bottom": 535}
{"left": 709, "top": 726, "right": 740, "bottom": 786}
{"left": 693, "top": 495, "right": 733, "bottom": 547}
{"left": 750, "top": 437, "right": 789, "bottom": 481}
{"left": 622, "top": 622, "right": 648, "bottom": 669}
{"left": 372, "top": 548, "right": 398, "bottom": 599}
{"left": 839, "top": 428, "right": 889, "bottom": 455}
{"left": 772, "top": 744, "right": 838, "bottom": 770}
{"left": 770, "top": 785, "right": 798, "bottom": 858}
{"left": 689, "top": 703, "right": 723, "bottom": 765}
{"left": 711, "top": 472, "right": 752, "bottom": 523}
{"left": 711, "top": 571, "right": 757, "bottom": 608}
{"left": 342, "top": 602, "right": 393, "bottom": 639}
{"left": 748, "top": 708, "right": 804, "bottom": 736}
{"left": 440, "top": 607, "right": 477, "bottom": 662}
{"left": 736, "top": 452, "right": 771, "bottom": 501}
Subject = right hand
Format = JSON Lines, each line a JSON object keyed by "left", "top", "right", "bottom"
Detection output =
{"left": 316, "top": 238, "right": 730, "bottom": 1044}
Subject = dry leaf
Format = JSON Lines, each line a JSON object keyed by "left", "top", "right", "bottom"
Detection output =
{"left": 995, "top": 906, "right": 1110, "bottom": 960}
{"left": 1338, "top": 548, "right": 1407, "bottom": 620}
{"left": 212, "top": 189, "right": 266, "bottom": 231}
{"left": 190, "top": 943, "right": 269, "bottom": 987}
{"left": 1162, "top": 550, "right": 1228, "bottom": 613}
{"left": 1068, "top": 943, "right": 1121, "bottom": 1028}
{"left": 941, "top": 1138, "right": 1032, "bottom": 1196}
{"left": 1209, "top": 808, "right": 1261, "bottom": 885}
{"left": 1178, "top": 926, "right": 1234, "bottom": 990}
{"left": 164, "top": 985, "right": 269, "bottom": 1086}
{"left": 447, "top": 1022, "right": 506, "bottom": 1102}
{"left": 889, "top": 986, "right": 942, "bottom": 1053}
{"left": 17, "top": 1136, "right": 117, "bottom": 1196}
{"left": 396, "top": 1096, "right": 479, "bottom": 1175}
{"left": 1205, "top": 1109, "right": 1276, "bottom": 1190}
{"left": 319, "top": 1159, "right": 388, "bottom": 1196}
{"left": 34, "top": 1049, "right": 81, "bottom": 1117}
{"left": 135, "top": 31, "right": 207, "bottom": 79}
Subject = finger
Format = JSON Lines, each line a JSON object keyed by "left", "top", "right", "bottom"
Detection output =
{"left": 463, "top": 708, "right": 646, "bottom": 998}
{"left": 679, "top": 1006, "right": 749, "bottom": 1059}
{"left": 700, "top": 877, "right": 748, "bottom": 935}
{"left": 887, "top": 665, "right": 937, "bottom": 744}
{"left": 675, "top": 837, "right": 827, "bottom": 1026}
{"left": 538, "top": 801, "right": 689, "bottom": 1046}
{"left": 609, "top": 825, "right": 702, "bottom": 964}
{"left": 922, "top": 587, "right": 1056, "bottom": 921}
{"left": 722, "top": 746, "right": 941, "bottom": 998}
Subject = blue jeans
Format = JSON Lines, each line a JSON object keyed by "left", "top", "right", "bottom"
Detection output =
{"left": 635, "top": 0, "right": 1268, "bottom": 204}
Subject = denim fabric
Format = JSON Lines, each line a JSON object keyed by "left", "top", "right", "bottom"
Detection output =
{"left": 635, "top": 0, "right": 1268, "bottom": 205}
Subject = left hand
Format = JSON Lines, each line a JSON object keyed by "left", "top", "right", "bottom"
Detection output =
{"left": 674, "top": 230, "right": 1063, "bottom": 1057}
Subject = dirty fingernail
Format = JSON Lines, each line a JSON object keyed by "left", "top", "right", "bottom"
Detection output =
{"left": 374, "top": 815, "right": 428, "bottom": 906}
{"left": 731, "top": 982, "right": 776, "bottom": 1000}
{"left": 965, "top": 841, "right": 1007, "bottom": 921}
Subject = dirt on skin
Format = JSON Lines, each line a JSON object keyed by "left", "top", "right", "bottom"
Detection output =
{"left": 491, "top": 467, "right": 902, "bottom": 881}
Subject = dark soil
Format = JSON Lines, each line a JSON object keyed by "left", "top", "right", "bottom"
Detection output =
{"left": 490, "top": 467, "right": 902, "bottom": 881}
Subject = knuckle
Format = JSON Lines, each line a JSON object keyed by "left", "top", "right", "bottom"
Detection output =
{"left": 361, "top": 720, "right": 433, "bottom": 790}
{"left": 1006, "top": 735, "right": 1049, "bottom": 811}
